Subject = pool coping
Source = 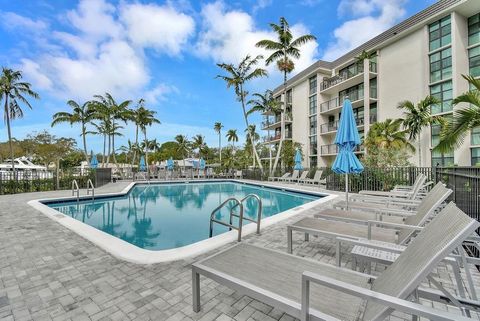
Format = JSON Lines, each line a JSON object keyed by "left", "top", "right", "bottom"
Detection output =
{"left": 28, "top": 179, "right": 337, "bottom": 264}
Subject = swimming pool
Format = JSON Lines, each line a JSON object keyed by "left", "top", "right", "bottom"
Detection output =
{"left": 30, "top": 180, "right": 335, "bottom": 263}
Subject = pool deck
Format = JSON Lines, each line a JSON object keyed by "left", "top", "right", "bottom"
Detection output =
{"left": 0, "top": 179, "right": 479, "bottom": 321}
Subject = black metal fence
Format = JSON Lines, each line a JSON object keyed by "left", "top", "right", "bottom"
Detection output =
{"left": 0, "top": 168, "right": 112, "bottom": 195}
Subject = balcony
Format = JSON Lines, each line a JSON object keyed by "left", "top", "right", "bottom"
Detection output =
{"left": 319, "top": 95, "right": 364, "bottom": 114}
{"left": 320, "top": 144, "right": 365, "bottom": 156}
{"left": 319, "top": 118, "right": 364, "bottom": 134}
{"left": 262, "top": 132, "right": 292, "bottom": 143}
{"left": 320, "top": 61, "right": 377, "bottom": 94}
{"left": 261, "top": 114, "right": 292, "bottom": 130}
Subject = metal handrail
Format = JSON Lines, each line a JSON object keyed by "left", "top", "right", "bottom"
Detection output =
{"left": 72, "top": 179, "right": 79, "bottom": 202}
{"left": 209, "top": 197, "right": 244, "bottom": 242}
{"left": 230, "top": 194, "right": 262, "bottom": 235}
{"left": 86, "top": 179, "right": 95, "bottom": 199}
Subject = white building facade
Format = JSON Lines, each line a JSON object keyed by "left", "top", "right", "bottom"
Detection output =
{"left": 263, "top": 0, "right": 480, "bottom": 168}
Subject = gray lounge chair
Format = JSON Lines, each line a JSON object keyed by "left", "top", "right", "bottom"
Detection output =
{"left": 316, "top": 182, "right": 451, "bottom": 225}
{"left": 357, "top": 174, "right": 427, "bottom": 200}
{"left": 287, "top": 183, "right": 452, "bottom": 255}
{"left": 192, "top": 204, "right": 478, "bottom": 321}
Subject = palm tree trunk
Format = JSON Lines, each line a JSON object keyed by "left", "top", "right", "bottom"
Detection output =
{"left": 144, "top": 130, "right": 149, "bottom": 179}
{"left": 219, "top": 133, "right": 222, "bottom": 162}
{"left": 418, "top": 137, "right": 422, "bottom": 166}
{"left": 239, "top": 84, "right": 263, "bottom": 171}
{"left": 132, "top": 125, "right": 139, "bottom": 166}
{"left": 106, "top": 134, "right": 111, "bottom": 165}
{"left": 102, "top": 134, "right": 106, "bottom": 167}
{"left": 82, "top": 123, "right": 89, "bottom": 163}
{"left": 4, "top": 97, "right": 15, "bottom": 179}
{"left": 272, "top": 70, "right": 287, "bottom": 174}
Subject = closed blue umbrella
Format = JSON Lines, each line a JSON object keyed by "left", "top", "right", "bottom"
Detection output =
{"left": 199, "top": 158, "right": 206, "bottom": 170}
{"left": 293, "top": 149, "right": 303, "bottom": 170}
{"left": 167, "top": 158, "right": 174, "bottom": 170}
{"left": 139, "top": 155, "right": 146, "bottom": 172}
{"left": 332, "top": 98, "right": 364, "bottom": 208}
{"left": 90, "top": 151, "right": 98, "bottom": 169}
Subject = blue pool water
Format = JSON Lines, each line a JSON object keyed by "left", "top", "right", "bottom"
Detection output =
{"left": 46, "top": 182, "right": 320, "bottom": 250}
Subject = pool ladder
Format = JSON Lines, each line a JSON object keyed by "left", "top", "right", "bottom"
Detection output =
{"left": 87, "top": 179, "right": 95, "bottom": 200}
{"left": 209, "top": 194, "right": 262, "bottom": 242}
{"left": 71, "top": 179, "right": 95, "bottom": 203}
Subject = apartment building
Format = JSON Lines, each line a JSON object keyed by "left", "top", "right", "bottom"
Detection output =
{"left": 263, "top": 0, "right": 480, "bottom": 168}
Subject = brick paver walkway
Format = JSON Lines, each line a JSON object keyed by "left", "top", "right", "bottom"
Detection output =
{"left": 0, "top": 180, "right": 478, "bottom": 321}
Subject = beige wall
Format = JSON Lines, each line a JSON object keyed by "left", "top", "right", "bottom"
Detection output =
{"left": 291, "top": 78, "right": 310, "bottom": 167}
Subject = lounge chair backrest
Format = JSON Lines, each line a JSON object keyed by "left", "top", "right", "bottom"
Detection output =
{"left": 281, "top": 173, "right": 290, "bottom": 178}
{"left": 398, "top": 182, "right": 452, "bottom": 243}
{"left": 291, "top": 170, "right": 299, "bottom": 179}
{"left": 364, "top": 202, "right": 479, "bottom": 321}
{"left": 299, "top": 171, "right": 308, "bottom": 180}
{"left": 313, "top": 170, "right": 323, "bottom": 181}
{"left": 409, "top": 174, "right": 427, "bottom": 199}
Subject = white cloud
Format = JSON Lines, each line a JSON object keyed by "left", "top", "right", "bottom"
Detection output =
{"left": 322, "top": 0, "right": 407, "bottom": 61}
{"left": 0, "top": 11, "right": 48, "bottom": 32}
{"left": 145, "top": 84, "right": 179, "bottom": 105}
{"left": 19, "top": 59, "right": 53, "bottom": 91}
{"left": 195, "top": 1, "right": 318, "bottom": 74}
{"left": 252, "top": 0, "right": 273, "bottom": 13}
{"left": 120, "top": 3, "right": 195, "bottom": 55}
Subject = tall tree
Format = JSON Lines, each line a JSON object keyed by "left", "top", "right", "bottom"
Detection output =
{"left": 226, "top": 129, "right": 238, "bottom": 150}
{"left": 92, "top": 93, "right": 132, "bottom": 169}
{"left": 175, "top": 135, "right": 190, "bottom": 169}
{"left": 136, "top": 106, "right": 160, "bottom": 177}
{"left": 216, "top": 55, "right": 267, "bottom": 171}
{"left": 435, "top": 75, "right": 480, "bottom": 153}
{"left": 256, "top": 17, "right": 316, "bottom": 172}
{"left": 247, "top": 89, "right": 283, "bottom": 174}
{"left": 214, "top": 122, "right": 224, "bottom": 162}
{"left": 245, "top": 124, "right": 260, "bottom": 167}
{"left": 397, "top": 95, "right": 441, "bottom": 166}
{"left": 51, "top": 100, "right": 94, "bottom": 163}
{"left": 0, "top": 68, "right": 39, "bottom": 176}
{"left": 192, "top": 134, "right": 207, "bottom": 158}
{"left": 130, "top": 99, "right": 145, "bottom": 166}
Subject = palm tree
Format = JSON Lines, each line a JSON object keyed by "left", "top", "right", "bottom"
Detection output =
{"left": 130, "top": 99, "right": 145, "bottom": 166}
{"left": 247, "top": 89, "right": 283, "bottom": 174}
{"left": 216, "top": 55, "right": 267, "bottom": 171}
{"left": 92, "top": 93, "right": 132, "bottom": 169}
{"left": 397, "top": 96, "right": 441, "bottom": 166}
{"left": 192, "top": 134, "right": 207, "bottom": 158}
{"left": 175, "top": 135, "right": 190, "bottom": 169}
{"left": 51, "top": 100, "right": 94, "bottom": 163}
{"left": 214, "top": 122, "right": 223, "bottom": 162}
{"left": 0, "top": 68, "right": 39, "bottom": 175}
{"left": 245, "top": 125, "right": 260, "bottom": 167}
{"left": 354, "top": 50, "right": 375, "bottom": 62}
{"left": 365, "top": 119, "right": 415, "bottom": 151}
{"left": 256, "top": 17, "right": 316, "bottom": 172}
{"left": 226, "top": 129, "right": 238, "bottom": 150}
{"left": 136, "top": 106, "right": 160, "bottom": 177}
{"left": 435, "top": 75, "right": 480, "bottom": 153}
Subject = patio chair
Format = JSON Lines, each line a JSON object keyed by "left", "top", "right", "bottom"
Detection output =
{"left": 299, "top": 170, "right": 325, "bottom": 185}
{"left": 356, "top": 174, "right": 427, "bottom": 200}
{"left": 281, "top": 170, "right": 299, "bottom": 183}
{"left": 318, "top": 182, "right": 451, "bottom": 225}
{"left": 291, "top": 171, "right": 308, "bottom": 183}
{"left": 234, "top": 170, "right": 243, "bottom": 179}
{"left": 269, "top": 172, "right": 290, "bottom": 181}
{"left": 287, "top": 183, "right": 452, "bottom": 255}
{"left": 192, "top": 204, "right": 478, "bottom": 321}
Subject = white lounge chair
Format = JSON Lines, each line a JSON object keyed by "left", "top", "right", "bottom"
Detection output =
{"left": 282, "top": 170, "right": 299, "bottom": 183}
{"left": 192, "top": 204, "right": 478, "bottom": 321}
{"left": 268, "top": 172, "right": 289, "bottom": 181}
{"left": 299, "top": 170, "right": 325, "bottom": 185}
{"left": 234, "top": 170, "right": 243, "bottom": 179}
{"left": 291, "top": 171, "right": 308, "bottom": 183}
{"left": 357, "top": 174, "right": 427, "bottom": 200}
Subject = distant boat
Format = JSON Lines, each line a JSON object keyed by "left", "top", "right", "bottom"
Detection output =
{"left": 0, "top": 157, "right": 50, "bottom": 180}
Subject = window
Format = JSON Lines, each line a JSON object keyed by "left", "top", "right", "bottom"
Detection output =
{"left": 339, "top": 83, "right": 364, "bottom": 103}
{"left": 309, "top": 115, "right": 317, "bottom": 136}
{"left": 431, "top": 120, "right": 454, "bottom": 166}
{"left": 286, "top": 90, "right": 292, "bottom": 106}
{"left": 353, "top": 106, "right": 364, "bottom": 125}
{"left": 430, "top": 81, "right": 452, "bottom": 114}
{"left": 429, "top": 47, "right": 452, "bottom": 83}
{"left": 309, "top": 95, "right": 317, "bottom": 115}
{"left": 309, "top": 135, "right": 317, "bottom": 155}
{"left": 429, "top": 15, "right": 451, "bottom": 51}
{"left": 469, "top": 46, "right": 480, "bottom": 78}
{"left": 472, "top": 127, "right": 480, "bottom": 145}
{"left": 309, "top": 156, "right": 318, "bottom": 167}
{"left": 472, "top": 148, "right": 480, "bottom": 166}
{"left": 309, "top": 75, "right": 317, "bottom": 95}
{"left": 369, "top": 103, "right": 377, "bottom": 123}
{"left": 370, "top": 78, "right": 377, "bottom": 99}
{"left": 339, "top": 62, "right": 363, "bottom": 78}
{"left": 468, "top": 13, "right": 480, "bottom": 46}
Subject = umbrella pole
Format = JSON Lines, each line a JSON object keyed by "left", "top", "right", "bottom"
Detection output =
{"left": 345, "top": 174, "right": 349, "bottom": 210}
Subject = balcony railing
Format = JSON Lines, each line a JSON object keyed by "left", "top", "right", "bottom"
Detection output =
{"left": 370, "top": 114, "right": 377, "bottom": 123}
{"left": 369, "top": 61, "right": 377, "bottom": 73}
{"left": 321, "top": 65, "right": 364, "bottom": 91}
{"left": 319, "top": 94, "right": 364, "bottom": 113}
{"left": 319, "top": 118, "right": 364, "bottom": 134}
{"left": 262, "top": 132, "right": 292, "bottom": 142}
{"left": 320, "top": 144, "right": 364, "bottom": 155}
{"left": 261, "top": 114, "right": 292, "bottom": 129}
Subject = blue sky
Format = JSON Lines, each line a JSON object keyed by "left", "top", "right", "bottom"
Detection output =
{"left": 0, "top": 0, "right": 436, "bottom": 153}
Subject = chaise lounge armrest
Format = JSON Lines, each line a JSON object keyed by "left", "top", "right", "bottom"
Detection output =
{"left": 301, "top": 271, "right": 471, "bottom": 321}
